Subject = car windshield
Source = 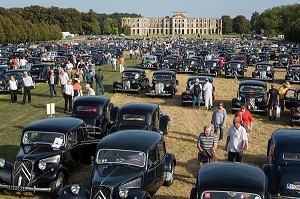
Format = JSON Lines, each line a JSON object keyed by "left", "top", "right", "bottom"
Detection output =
{"left": 164, "top": 58, "right": 175, "bottom": 63}
{"left": 201, "top": 191, "right": 261, "bottom": 199}
{"left": 283, "top": 153, "right": 300, "bottom": 161}
{"left": 31, "top": 66, "right": 43, "bottom": 71}
{"left": 96, "top": 149, "right": 146, "bottom": 167}
{"left": 188, "top": 79, "right": 206, "bottom": 87}
{"left": 22, "top": 131, "right": 65, "bottom": 147}
{"left": 228, "top": 63, "right": 241, "bottom": 69}
{"left": 183, "top": 60, "right": 195, "bottom": 64}
{"left": 6, "top": 72, "right": 23, "bottom": 78}
{"left": 153, "top": 74, "right": 173, "bottom": 81}
{"left": 256, "top": 65, "right": 271, "bottom": 71}
{"left": 76, "top": 106, "right": 99, "bottom": 113}
{"left": 145, "top": 56, "right": 156, "bottom": 61}
{"left": 122, "top": 114, "right": 146, "bottom": 122}
{"left": 123, "top": 72, "right": 140, "bottom": 80}
{"left": 290, "top": 67, "right": 300, "bottom": 72}
{"left": 240, "top": 85, "right": 263, "bottom": 93}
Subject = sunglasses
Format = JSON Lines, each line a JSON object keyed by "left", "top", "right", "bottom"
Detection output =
{"left": 219, "top": 104, "right": 223, "bottom": 106}
{"left": 241, "top": 107, "right": 246, "bottom": 109}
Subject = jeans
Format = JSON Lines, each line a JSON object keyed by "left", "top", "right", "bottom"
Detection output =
{"left": 228, "top": 151, "right": 242, "bottom": 162}
{"left": 23, "top": 86, "right": 31, "bottom": 104}
{"left": 64, "top": 94, "right": 73, "bottom": 112}
{"left": 213, "top": 125, "right": 224, "bottom": 140}
{"left": 49, "top": 84, "right": 57, "bottom": 98}
{"left": 10, "top": 90, "right": 17, "bottom": 103}
{"left": 96, "top": 83, "right": 104, "bottom": 95}
{"left": 192, "top": 94, "right": 201, "bottom": 109}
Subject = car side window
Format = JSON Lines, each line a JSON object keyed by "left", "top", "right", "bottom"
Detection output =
{"left": 158, "top": 141, "right": 166, "bottom": 159}
{"left": 68, "top": 131, "right": 78, "bottom": 147}
{"left": 148, "top": 147, "right": 159, "bottom": 167}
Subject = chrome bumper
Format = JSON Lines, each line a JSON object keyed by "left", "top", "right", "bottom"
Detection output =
{"left": 0, "top": 184, "right": 51, "bottom": 192}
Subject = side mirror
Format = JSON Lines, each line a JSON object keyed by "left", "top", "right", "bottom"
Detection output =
{"left": 159, "top": 111, "right": 163, "bottom": 117}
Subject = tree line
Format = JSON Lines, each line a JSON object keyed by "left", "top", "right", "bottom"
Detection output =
{"left": 222, "top": 3, "right": 300, "bottom": 43}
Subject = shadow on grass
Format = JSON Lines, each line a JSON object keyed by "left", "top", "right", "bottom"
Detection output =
{"left": 0, "top": 145, "right": 21, "bottom": 163}
{"left": 0, "top": 190, "right": 43, "bottom": 198}
{"left": 169, "top": 131, "right": 198, "bottom": 143}
{"left": 176, "top": 158, "right": 199, "bottom": 180}
{"left": 153, "top": 195, "right": 186, "bottom": 199}
{"left": 13, "top": 125, "right": 25, "bottom": 130}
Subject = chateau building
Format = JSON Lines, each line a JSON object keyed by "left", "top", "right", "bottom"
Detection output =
{"left": 121, "top": 12, "right": 222, "bottom": 36}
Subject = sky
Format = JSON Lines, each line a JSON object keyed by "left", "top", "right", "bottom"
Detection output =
{"left": 1, "top": 0, "right": 299, "bottom": 19}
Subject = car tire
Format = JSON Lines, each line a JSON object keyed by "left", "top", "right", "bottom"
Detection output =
{"left": 171, "top": 90, "right": 175, "bottom": 98}
{"left": 49, "top": 172, "right": 66, "bottom": 199}
{"left": 263, "top": 111, "right": 267, "bottom": 116}
{"left": 163, "top": 162, "right": 174, "bottom": 186}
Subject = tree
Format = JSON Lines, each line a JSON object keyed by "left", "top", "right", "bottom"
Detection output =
{"left": 103, "top": 17, "right": 119, "bottom": 35}
{"left": 120, "top": 25, "right": 131, "bottom": 35}
{"left": 285, "top": 18, "right": 300, "bottom": 43}
{"left": 221, "top": 15, "right": 232, "bottom": 34}
{"left": 250, "top": 12, "right": 260, "bottom": 33}
{"left": 232, "top": 15, "right": 251, "bottom": 34}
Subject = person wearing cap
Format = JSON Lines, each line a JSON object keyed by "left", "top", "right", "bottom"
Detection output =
{"left": 197, "top": 125, "right": 218, "bottom": 167}
{"left": 278, "top": 82, "right": 290, "bottom": 112}
{"left": 267, "top": 83, "right": 280, "bottom": 120}
{"left": 203, "top": 78, "right": 213, "bottom": 110}
{"left": 225, "top": 117, "right": 248, "bottom": 162}
{"left": 189, "top": 78, "right": 202, "bottom": 109}
{"left": 211, "top": 102, "right": 227, "bottom": 140}
{"left": 235, "top": 103, "right": 253, "bottom": 134}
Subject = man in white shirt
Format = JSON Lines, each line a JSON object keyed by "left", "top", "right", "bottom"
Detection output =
{"left": 19, "top": 57, "right": 28, "bottom": 69}
{"left": 85, "top": 84, "right": 95, "bottom": 96}
{"left": 66, "top": 60, "right": 74, "bottom": 71}
{"left": 225, "top": 117, "right": 248, "bottom": 162}
{"left": 202, "top": 78, "right": 213, "bottom": 109}
{"left": 22, "top": 71, "right": 34, "bottom": 104}
{"left": 59, "top": 69, "right": 69, "bottom": 96}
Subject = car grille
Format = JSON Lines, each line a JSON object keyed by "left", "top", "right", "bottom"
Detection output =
{"left": 91, "top": 185, "right": 112, "bottom": 199}
{"left": 246, "top": 98, "right": 255, "bottom": 109}
{"left": 13, "top": 160, "right": 33, "bottom": 187}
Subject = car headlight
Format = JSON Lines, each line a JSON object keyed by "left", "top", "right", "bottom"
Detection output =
{"left": 132, "top": 80, "right": 135, "bottom": 83}
{"left": 119, "top": 178, "right": 142, "bottom": 190}
{"left": 38, "top": 155, "right": 61, "bottom": 170}
{"left": 267, "top": 71, "right": 271, "bottom": 74}
{"left": 0, "top": 159, "right": 5, "bottom": 168}
{"left": 257, "top": 98, "right": 263, "bottom": 102}
{"left": 237, "top": 96, "right": 241, "bottom": 101}
{"left": 165, "top": 84, "right": 171, "bottom": 87}
{"left": 71, "top": 184, "right": 81, "bottom": 196}
{"left": 0, "top": 80, "right": 2, "bottom": 84}
{"left": 119, "top": 189, "right": 129, "bottom": 199}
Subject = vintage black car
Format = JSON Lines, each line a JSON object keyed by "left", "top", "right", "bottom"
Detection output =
{"left": 252, "top": 62, "right": 274, "bottom": 82}
{"left": 273, "top": 53, "right": 290, "bottom": 68}
{"left": 145, "top": 70, "right": 179, "bottom": 98}
{"left": 258, "top": 52, "right": 270, "bottom": 62}
{"left": 263, "top": 129, "right": 300, "bottom": 198}
{"left": 141, "top": 55, "right": 159, "bottom": 69}
{"left": 181, "top": 76, "right": 215, "bottom": 106}
{"left": 54, "top": 56, "right": 68, "bottom": 69}
{"left": 225, "top": 60, "right": 245, "bottom": 78}
{"left": 232, "top": 80, "right": 268, "bottom": 115}
{"left": 113, "top": 68, "right": 146, "bottom": 93}
{"left": 72, "top": 96, "right": 112, "bottom": 138}
{"left": 30, "top": 63, "right": 52, "bottom": 82}
{"left": 198, "top": 60, "right": 219, "bottom": 76}
{"left": 0, "top": 118, "right": 98, "bottom": 198}
{"left": 176, "top": 57, "right": 199, "bottom": 73}
{"left": 283, "top": 87, "right": 300, "bottom": 125}
{"left": 285, "top": 64, "right": 300, "bottom": 83}
{"left": 0, "top": 58, "right": 10, "bottom": 66}
{"left": 0, "top": 65, "right": 9, "bottom": 80}
{"left": 190, "top": 162, "right": 268, "bottom": 199}
{"left": 160, "top": 55, "right": 180, "bottom": 70}
{"left": 109, "top": 102, "right": 170, "bottom": 134}
{"left": 247, "top": 53, "right": 259, "bottom": 66}
{"left": 0, "top": 69, "right": 36, "bottom": 93}
{"left": 59, "top": 130, "right": 176, "bottom": 199}
{"left": 27, "top": 57, "right": 41, "bottom": 70}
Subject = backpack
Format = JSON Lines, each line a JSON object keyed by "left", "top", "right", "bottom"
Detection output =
{"left": 194, "top": 84, "right": 201, "bottom": 95}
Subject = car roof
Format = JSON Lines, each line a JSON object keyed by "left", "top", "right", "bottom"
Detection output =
{"left": 239, "top": 80, "right": 266, "bottom": 87}
{"left": 198, "top": 162, "right": 266, "bottom": 193}
{"left": 289, "top": 64, "right": 300, "bottom": 68}
{"left": 96, "top": 130, "right": 162, "bottom": 152}
{"left": 187, "top": 75, "right": 213, "bottom": 83}
{"left": 74, "top": 96, "right": 109, "bottom": 106}
{"left": 31, "top": 63, "right": 52, "bottom": 67}
{"left": 123, "top": 68, "right": 145, "bottom": 73}
{"left": 23, "top": 117, "right": 84, "bottom": 134}
{"left": 0, "top": 65, "right": 8, "bottom": 69}
{"left": 272, "top": 129, "right": 300, "bottom": 149}
{"left": 228, "top": 60, "right": 243, "bottom": 63}
{"left": 120, "top": 102, "right": 158, "bottom": 116}
{"left": 153, "top": 70, "right": 176, "bottom": 75}
{"left": 6, "top": 69, "right": 29, "bottom": 73}
{"left": 256, "top": 62, "right": 272, "bottom": 66}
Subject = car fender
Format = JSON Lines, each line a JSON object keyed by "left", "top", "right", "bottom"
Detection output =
{"left": 110, "top": 106, "right": 119, "bottom": 125}
{"left": 190, "top": 186, "right": 197, "bottom": 199}
{"left": 126, "top": 189, "right": 151, "bottom": 199}
{"left": 159, "top": 115, "right": 170, "bottom": 134}
{"left": 37, "top": 164, "right": 69, "bottom": 183}
{"left": 164, "top": 152, "right": 176, "bottom": 172}
{"left": 232, "top": 98, "right": 241, "bottom": 107}
{"left": 262, "top": 164, "right": 278, "bottom": 195}
{"left": 59, "top": 185, "right": 90, "bottom": 199}
{"left": 0, "top": 160, "right": 13, "bottom": 184}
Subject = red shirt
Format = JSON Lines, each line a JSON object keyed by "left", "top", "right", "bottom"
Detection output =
{"left": 235, "top": 110, "right": 253, "bottom": 125}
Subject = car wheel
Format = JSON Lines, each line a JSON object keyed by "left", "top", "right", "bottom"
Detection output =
{"left": 49, "top": 172, "right": 65, "bottom": 199}
{"left": 215, "top": 71, "right": 218, "bottom": 77}
{"left": 290, "top": 117, "right": 294, "bottom": 126}
{"left": 171, "top": 90, "right": 175, "bottom": 98}
{"left": 163, "top": 162, "right": 174, "bottom": 186}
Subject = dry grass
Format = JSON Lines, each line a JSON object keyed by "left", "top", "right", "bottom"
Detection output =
{"left": 0, "top": 62, "right": 297, "bottom": 199}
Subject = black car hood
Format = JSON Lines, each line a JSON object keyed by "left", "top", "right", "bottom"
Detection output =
{"left": 280, "top": 166, "right": 300, "bottom": 197}
{"left": 16, "top": 144, "right": 62, "bottom": 161}
{"left": 73, "top": 114, "right": 99, "bottom": 126}
{"left": 92, "top": 165, "right": 143, "bottom": 187}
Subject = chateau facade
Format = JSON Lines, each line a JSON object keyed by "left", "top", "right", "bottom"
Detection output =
{"left": 121, "top": 12, "right": 222, "bottom": 36}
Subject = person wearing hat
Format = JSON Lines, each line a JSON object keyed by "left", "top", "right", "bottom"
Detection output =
{"left": 267, "top": 83, "right": 280, "bottom": 120}
{"left": 189, "top": 78, "right": 202, "bottom": 109}
{"left": 278, "top": 82, "right": 290, "bottom": 111}
{"left": 203, "top": 78, "right": 213, "bottom": 110}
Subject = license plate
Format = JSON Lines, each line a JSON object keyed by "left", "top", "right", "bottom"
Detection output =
{"left": 7, "top": 185, "right": 26, "bottom": 191}
{"left": 287, "top": 183, "right": 300, "bottom": 191}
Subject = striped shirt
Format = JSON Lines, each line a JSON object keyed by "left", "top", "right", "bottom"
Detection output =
{"left": 198, "top": 132, "right": 218, "bottom": 150}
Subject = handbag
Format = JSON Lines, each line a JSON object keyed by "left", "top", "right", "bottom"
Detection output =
{"left": 276, "top": 106, "right": 281, "bottom": 118}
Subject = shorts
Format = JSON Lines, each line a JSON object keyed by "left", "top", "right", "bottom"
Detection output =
{"left": 268, "top": 102, "right": 278, "bottom": 110}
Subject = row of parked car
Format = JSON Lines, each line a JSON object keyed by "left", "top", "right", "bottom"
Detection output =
{"left": 0, "top": 96, "right": 300, "bottom": 199}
